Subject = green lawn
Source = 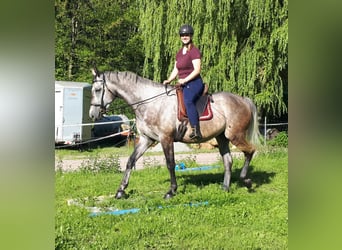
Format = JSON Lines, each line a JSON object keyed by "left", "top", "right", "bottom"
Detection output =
{"left": 56, "top": 148, "right": 288, "bottom": 249}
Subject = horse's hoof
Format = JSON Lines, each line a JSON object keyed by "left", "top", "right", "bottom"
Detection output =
{"left": 222, "top": 185, "right": 230, "bottom": 192}
{"left": 244, "top": 179, "right": 252, "bottom": 189}
{"left": 115, "top": 190, "right": 126, "bottom": 199}
{"left": 164, "top": 192, "right": 175, "bottom": 199}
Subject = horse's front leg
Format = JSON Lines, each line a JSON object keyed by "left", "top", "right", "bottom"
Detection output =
{"left": 160, "top": 138, "right": 177, "bottom": 199}
{"left": 115, "top": 136, "right": 154, "bottom": 199}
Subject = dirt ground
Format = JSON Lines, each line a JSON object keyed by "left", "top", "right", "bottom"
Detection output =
{"left": 56, "top": 151, "right": 244, "bottom": 172}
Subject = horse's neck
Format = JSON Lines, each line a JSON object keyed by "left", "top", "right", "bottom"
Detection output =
{"left": 109, "top": 71, "right": 164, "bottom": 105}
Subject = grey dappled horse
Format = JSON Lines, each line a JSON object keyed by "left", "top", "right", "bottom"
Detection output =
{"left": 89, "top": 69, "right": 261, "bottom": 199}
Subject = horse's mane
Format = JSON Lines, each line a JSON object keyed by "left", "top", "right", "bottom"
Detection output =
{"left": 106, "top": 71, "right": 163, "bottom": 89}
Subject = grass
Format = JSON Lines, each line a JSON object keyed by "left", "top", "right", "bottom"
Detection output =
{"left": 55, "top": 145, "right": 134, "bottom": 160}
{"left": 55, "top": 147, "right": 288, "bottom": 249}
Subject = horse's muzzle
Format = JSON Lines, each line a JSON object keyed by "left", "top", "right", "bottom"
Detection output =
{"left": 89, "top": 106, "right": 105, "bottom": 121}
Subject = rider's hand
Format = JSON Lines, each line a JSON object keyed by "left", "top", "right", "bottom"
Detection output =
{"left": 178, "top": 78, "right": 187, "bottom": 85}
{"left": 163, "top": 80, "right": 171, "bottom": 85}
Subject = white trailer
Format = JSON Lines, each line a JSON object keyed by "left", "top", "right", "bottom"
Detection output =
{"left": 55, "top": 81, "right": 92, "bottom": 145}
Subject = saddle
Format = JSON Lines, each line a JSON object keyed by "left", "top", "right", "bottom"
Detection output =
{"left": 176, "top": 84, "right": 213, "bottom": 122}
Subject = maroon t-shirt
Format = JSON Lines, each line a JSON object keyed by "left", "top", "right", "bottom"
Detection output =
{"left": 176, "top": 46, "right": 201, "bottom": 79}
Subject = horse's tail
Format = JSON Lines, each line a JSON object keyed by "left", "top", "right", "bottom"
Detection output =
{"left": 244, "top": 97, "right": 262, "bottom": 146}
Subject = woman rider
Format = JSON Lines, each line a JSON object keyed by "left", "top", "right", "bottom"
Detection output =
{"left": 163, "top": 24, "right": 204, "bottom": 140}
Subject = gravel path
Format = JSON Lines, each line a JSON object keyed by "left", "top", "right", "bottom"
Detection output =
{"left": 56, "top": 151, "right": 243, "bottom": 172}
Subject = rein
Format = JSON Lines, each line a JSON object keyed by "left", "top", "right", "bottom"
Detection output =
{"left": 129, "top": 85, "right": 177, "bottom": 107}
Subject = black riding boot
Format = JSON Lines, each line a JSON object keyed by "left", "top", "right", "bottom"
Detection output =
{"left": 189, "top": 126, "right": 202, "bottom": 140}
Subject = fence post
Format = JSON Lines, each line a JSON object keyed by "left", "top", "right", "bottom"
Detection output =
{"left": 264, "top": 116, "right": 267, "bottom": 145}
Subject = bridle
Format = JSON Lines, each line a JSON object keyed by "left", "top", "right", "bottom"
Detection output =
{"left": 90, "top": 74, "right": 115, "bottom": 112}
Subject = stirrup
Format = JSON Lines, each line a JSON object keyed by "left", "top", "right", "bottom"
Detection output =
{"left": 189, "top": 127, "right": 202, "bottom": 140}
{"left": 189, "top": 133, "right": 202, "bottom": 140}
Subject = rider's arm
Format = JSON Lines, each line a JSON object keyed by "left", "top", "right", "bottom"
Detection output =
{"left": 163, "top": 62, "right": 178, "bottom": 85}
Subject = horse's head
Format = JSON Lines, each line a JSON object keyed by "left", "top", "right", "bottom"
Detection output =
{"left": 89, "top": 68, "right": 115, "bottom": 120}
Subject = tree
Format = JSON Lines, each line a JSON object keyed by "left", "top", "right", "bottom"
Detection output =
{"left": 137, "top": 0, "right": 288, "bottom": 118}
{"left": 55, "top": 0, "right": 143, "bottom": 82}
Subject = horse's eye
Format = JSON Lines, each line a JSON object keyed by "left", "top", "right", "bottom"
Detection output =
{"left": 94, "top": 88, "right": 101, "bottom": 92}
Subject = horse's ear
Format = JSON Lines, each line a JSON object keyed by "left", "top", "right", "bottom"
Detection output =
{"left": 91, "top": 61, "right": 100, "bottom": 76}
{"left": 91, "top": 67, "right": 98, "bottom": 77}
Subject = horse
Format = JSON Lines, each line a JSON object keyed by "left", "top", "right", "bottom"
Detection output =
{"left": 89, "top": 68, "right": 261, "bottom": 199}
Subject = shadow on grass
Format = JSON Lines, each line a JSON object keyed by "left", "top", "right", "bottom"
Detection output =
{"left": 177, "top": 165, "right": 276, "bottom": 192}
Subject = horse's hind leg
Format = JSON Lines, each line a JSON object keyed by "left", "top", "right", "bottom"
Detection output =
{"left": 230, "top": 133, "right": 255, "bottom": 189}
{"left": 215, "top": 133, "right": 233, "bottom": 191}
{"left": 115, "top": 136, "right": 154, "bottom": 199}
{"left": 239, "top": 151, "right": 254, "bottom": 188}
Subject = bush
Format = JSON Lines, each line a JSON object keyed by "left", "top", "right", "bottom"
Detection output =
{"left": 80, "top": 154, "right": 121, "bottom": 173}
{"left": 268, "top": 131, "right": 288, "bottom": 147}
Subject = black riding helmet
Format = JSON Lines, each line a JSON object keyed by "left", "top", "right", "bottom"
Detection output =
{"left": 179, "top": 24, "right": 194, "bottom": 36}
